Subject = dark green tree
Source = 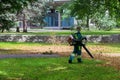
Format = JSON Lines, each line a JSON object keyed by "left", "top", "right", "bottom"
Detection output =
{"left": 0, "top": 0, "right": 37, "bottom": 32}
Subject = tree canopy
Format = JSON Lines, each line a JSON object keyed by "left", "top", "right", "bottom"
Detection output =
{"left": 0, "top": 0, "right": 51, "bottom": 32}
{"left": 0, "top": 0, "right": 37, "bottom": 32}
{"left": 0, "top": 0, "right": 35, "bottom": 14}
{"left": 61, "top": 0, "right": 120, "bottom": 30}
{"left": 15, "top": 0, "right": 49, "bottom": 32}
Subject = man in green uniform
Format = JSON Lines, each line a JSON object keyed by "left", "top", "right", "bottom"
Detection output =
{"left": 68, "top": 27, "right": 83, "bottom": 63}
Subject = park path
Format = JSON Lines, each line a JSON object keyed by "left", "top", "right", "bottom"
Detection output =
{"left": 0, "top": 53, "right": 120, "bottom": 59}
{"left": 0, "top": 54, "right": 60, "bottom": 59}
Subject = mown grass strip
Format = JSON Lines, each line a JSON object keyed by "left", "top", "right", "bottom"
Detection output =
{"left": 0, "top": 29, "right": 120, "bottom": 36}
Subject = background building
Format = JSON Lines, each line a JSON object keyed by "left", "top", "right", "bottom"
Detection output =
{"left": 16, "top": 0, "right": 75, "bottom": 30}
{"left": 44, "top": 0, "right": 74, "bottom": 29}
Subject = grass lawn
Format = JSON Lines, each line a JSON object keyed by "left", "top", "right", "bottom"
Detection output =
{"left": 0, "top": 57, "right": 120, "bottom": 80}
{"left": 0, "top": 29, "right": 120, "bottom": 36}
{"left": 0, "top": 29, "right": 120, "bottom": 80}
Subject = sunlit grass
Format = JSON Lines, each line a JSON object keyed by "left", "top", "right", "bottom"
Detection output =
{"left": 0, "top": 57, "right": 119, "bottom": 80}
{"left": 0, "top": 29, "right": 120, "bottom": 35}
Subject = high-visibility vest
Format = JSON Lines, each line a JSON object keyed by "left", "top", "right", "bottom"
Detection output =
{"left": 71, "top": 32, "right": 83, "bottom": 46}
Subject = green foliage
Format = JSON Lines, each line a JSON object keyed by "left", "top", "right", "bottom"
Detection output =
{"left": 0, "top": 19, "right": 13, "bottom": 32}
{"left": 0, "top": 19, "right": 15, "bottom": 32}
{"left": 92, "top": 11, "right": 117, "bottom": 31}
{"left": 21, "top": 0, "right": 49, "bottom": 27}
{"left": 98, "top": 18, "right": 116, "bottom": 31}
{"left": 0, "top": 0, "right": 38, "bottom": 32}
{"left": 61, "top": 0, "right": 120, "bottom": 30}
{"left": 0, "top": 12, "right": 16, "bottom": 32}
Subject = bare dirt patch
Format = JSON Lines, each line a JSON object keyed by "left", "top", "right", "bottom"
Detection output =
{"left": 1, "top": 44, "right": 119, "bottom": 55}
{"left": 1, "top": 44, "right": 120, "bottom": 70}
{"left": 93, "top": 53, "right": 120, "bottom": 70}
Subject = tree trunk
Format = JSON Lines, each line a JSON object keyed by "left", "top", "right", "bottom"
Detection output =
{"left": 23, "top": 14, "right": 27, "bottom": 32}
{"left": 1, "top": 28, "right": 4, "bottom": 33}
{"left": 16, "top": 27, "right": 20, "bottom": 32}
{"left": 86, "top": 15, "right": 90, "bottom": 30}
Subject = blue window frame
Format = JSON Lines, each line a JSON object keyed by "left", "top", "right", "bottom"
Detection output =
{"left": 44, "top": 13, "right": 58, "bottom": 27}
{"left": 44, "top": 13, "right": 74, "bottom": 28}
{"left": 61, "top": 17, "right": 74, "bottom": 27}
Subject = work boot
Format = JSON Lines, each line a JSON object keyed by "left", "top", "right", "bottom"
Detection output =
{"left": 68, "top": 60, "right": 72, "bottom": 63}
{"left": 77, "top": 58, "right": 82, "bottom": 63}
